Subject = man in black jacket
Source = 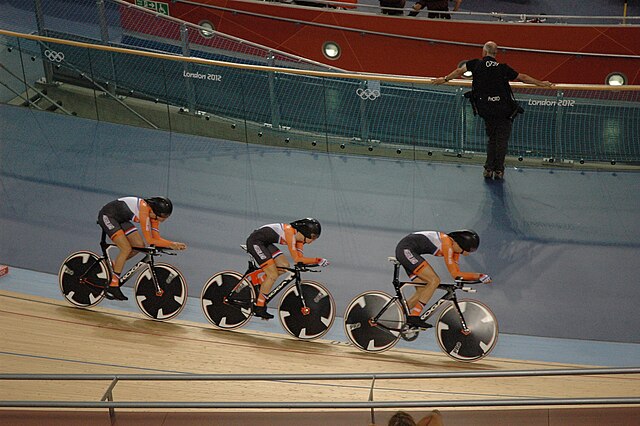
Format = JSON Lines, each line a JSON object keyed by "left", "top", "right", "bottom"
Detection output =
{"left": 434, "top": 41, "right": 553, "bottom": 180}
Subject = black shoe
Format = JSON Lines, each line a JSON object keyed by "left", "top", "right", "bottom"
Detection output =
{"left": 483, "top": 169, "right": 494, "bottom": 179}
{"left": 493, "top": 170, "right": 504, "bottom": 180}
{"left": 105, "top": 286, "right": 128, "bottom": 301}
{"left": 253, "top": 305, "right": 274, "bottom": 320}
{"left": 406, "top": 316, "right": 432, "bottom": 330}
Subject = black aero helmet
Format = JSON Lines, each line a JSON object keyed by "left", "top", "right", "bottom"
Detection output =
{"left": 447, "top": 229, "right": 480, "bottom": 252}
{"left": 145, "top": 196, "right": 173, "bottom": 218}
{"left": 290, "top": 218, "right": 322, "bottom": 239}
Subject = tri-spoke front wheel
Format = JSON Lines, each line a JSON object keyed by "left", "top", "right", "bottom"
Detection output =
{"left": 135, "top": 263, "right": 188, "bottom": 321}
{"left": 436, "top": 299, "right": 498, "bottom": 362}
{"left": 278, "top": 280, "right": 335, "bottom": 340}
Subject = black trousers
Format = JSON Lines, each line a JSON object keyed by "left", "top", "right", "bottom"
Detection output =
{"left": 483, "top": 117, "right": 512, "bottom": 172}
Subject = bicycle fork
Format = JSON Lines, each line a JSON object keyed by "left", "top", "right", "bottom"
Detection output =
{"left": 281, "top": 271, "right": 314, "bottom": 316}
{"left": 263, "top": 271, "right": 310, "bottom": 314}
{"left": 144, "top": 255, "right": 164, "bottom": 297}
{"left": 450, "top": 298, "right": 471, "bottom": 335}
{"left": 115, "top": 255, "right": 164, "bottom": 297}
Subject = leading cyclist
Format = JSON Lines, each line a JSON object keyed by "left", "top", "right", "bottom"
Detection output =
{"left": 395, "top": 229, "right": 491, "bottom": 329}
{"left": 246, "top": 218, "right": 329, "bottom": 319}
{"left": 97, "top": 196, "right": 187, "bottom": 301}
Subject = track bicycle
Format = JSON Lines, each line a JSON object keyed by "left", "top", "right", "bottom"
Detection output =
{"left": 58, "top": 230, "right": 188, "bottom": 321}
{"left": 200, "top": 245, "right": 335, "bottom": 340}
{"left": 343, "top": 257, "right": 498, "bottom": 362}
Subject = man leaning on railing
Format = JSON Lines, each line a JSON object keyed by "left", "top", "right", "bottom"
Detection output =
{"left": 433, "top": 41, "right": 553, "bottom": 180}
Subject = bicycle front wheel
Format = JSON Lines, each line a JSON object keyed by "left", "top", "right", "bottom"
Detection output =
{"left": 201, "top": 271, "right": 255, "bottom": 330}
{"left": 134, "top": 263, "right": 188, "bottom": 321}
{"left": 58, "top": 251, "right": 107, "bottom": 308}
{"left": 278, "top": 280, "right": 335, "bottom": 340}
{"left": 436, "top": 299, "right": 499, "bottom": 362}
{"left": 343, "top": 291, "right": 403, "bottom": 353}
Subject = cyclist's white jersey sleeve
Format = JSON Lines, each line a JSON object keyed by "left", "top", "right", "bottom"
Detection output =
{"left": 260, "top": 223, "right": 286, "bottom": 243}
{"left": 118, "top": 196, "right": 142, "bottom": 222}
{"left": 412, "top": 231, "right": 443, "bottom": 253}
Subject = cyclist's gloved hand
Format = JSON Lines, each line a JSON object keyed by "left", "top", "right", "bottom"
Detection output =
{"left": 317, "top": 258, "right": 330, "bottom": 267}
{"left": 170, "top": 241, "right": 187, "bottom": 251}
{"left": 479, "top": 274, "right": 492, "bottom": 283}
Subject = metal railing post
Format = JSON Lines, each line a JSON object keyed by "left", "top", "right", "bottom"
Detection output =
{"left": 101, "top": 377, "right": 119, "bottom": 424}
{"left": 267, "top": 52, "right": 281, "bottom": 130}
{"left": 180, "top": 23, "right": 197, "bottom": 113}
{"left": 96, "top": 0, "right": 117, "bottom": 96}
{"left": 457, "top": 86, "right": 466, "bottom": 154}
{"left": 358, "top": 81, "right": 370, "bottom": 143}
{"left": 369, "top": 376, "right": 376, "bottom": 425}
{"left": 555, "top": 89, "right": 565, "bottom": 161}
{"left": 33, "top": 0, "right": 54, "bottom": 84}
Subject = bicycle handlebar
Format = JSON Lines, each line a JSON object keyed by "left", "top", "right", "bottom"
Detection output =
{"left": 454, "top": 278, "right": 483, "bottom": 285}
{"left": 280, "top": 262, "right": 321, "bottom": 272}
{"left": 112, "top": 245, "right": 176, "bottom": 256}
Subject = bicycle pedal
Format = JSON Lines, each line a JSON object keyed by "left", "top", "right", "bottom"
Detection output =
{"left": 400, "top": 326, "right": 420, "bottom": 342}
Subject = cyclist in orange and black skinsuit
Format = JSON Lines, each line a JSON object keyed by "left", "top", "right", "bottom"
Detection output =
{"left": 246, "top": 218, "right": 329, "bottom": 319}
{"left": 395, "top": 229, "right": 491, "bottom": 329}
{"left": 97, "top": 196, "right": 187, "bottom": 301}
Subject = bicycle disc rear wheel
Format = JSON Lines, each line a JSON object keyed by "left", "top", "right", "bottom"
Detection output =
{"left": 278, "top": 280, "right": 335, "bottom": 340}
{"left": 343, "top": 291, "right": 403, "bottom": 353}
{"left": 58, "top": 251, "right": 107, "bottom": 308}
{"left": 134, "top": 263, "right": 188, "bottom": 321}
{"left": 436, "top": 299, "right": 498, "bottom": 362}
{"left": 201, "top": 271, "right": 255, "bottom": 330}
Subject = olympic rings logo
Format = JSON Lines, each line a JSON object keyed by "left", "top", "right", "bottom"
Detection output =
{"left": 356, "top": 88, "right": 381, "bottom": 100}
{"left": 44, "top": 49, "right": 65, "bottom": 63}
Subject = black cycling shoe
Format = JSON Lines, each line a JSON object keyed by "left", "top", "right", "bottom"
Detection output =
{"left": 105, "top": 286, "right": 128, "bottom": 301}
{"left": 406, "top": 315, "right": 433, "bottom": 330}
{"left": 253, "top": 305, "right": 274, "bottom": 320}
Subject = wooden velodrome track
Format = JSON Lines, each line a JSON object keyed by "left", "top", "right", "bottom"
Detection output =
{"left": 1, "top": 289, "right": 639, "bottom": 425}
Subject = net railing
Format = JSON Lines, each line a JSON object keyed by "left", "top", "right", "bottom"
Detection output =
{"left": 1, "top": 28, "right": 639, "bottom": 165}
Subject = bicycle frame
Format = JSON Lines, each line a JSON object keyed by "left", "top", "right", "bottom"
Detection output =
{"left": 92, "top": 231, "right": 164, "bottom": 296}
{"left": 226, "top": 256, "right": 315, "bottom": 313}
{"left": 371, "top": 262, "right": 471, "bottom": 334}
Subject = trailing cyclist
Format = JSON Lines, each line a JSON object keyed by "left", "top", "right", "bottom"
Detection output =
{"left": 395, "top": 229, "right": 491, "bottom": 329}
{"left": 97, "top": 196, "right": 187, "bottom": 301}
{"left": 246, "top": 218, "right": 329, "bottom": 319}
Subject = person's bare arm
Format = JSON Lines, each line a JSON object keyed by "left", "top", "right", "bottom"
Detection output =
{"left": 433, "top": 64, "right": 467, "bottom": 84}
{"left": 516, "top": 73, "right": 553, "bottom": 87}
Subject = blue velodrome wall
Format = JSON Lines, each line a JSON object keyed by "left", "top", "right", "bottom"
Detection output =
{"left": 1, "top": 104, "right": 640, "bottom": 343}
